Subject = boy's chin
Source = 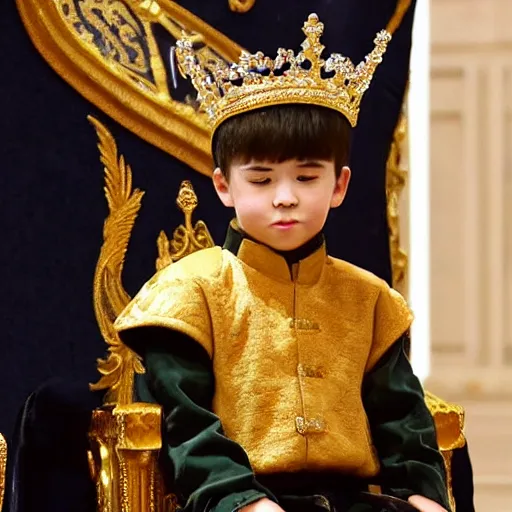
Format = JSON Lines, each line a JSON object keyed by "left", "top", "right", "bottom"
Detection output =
{"left": 264, "top": 238, "right": 307, "bottom": 252}
{"left": 241, "top": 224, "right": 311, "bottom": 252}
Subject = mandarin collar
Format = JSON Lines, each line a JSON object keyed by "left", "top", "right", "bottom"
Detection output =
{"left": 223, "top": 221, "right": 327, "bottom": 285}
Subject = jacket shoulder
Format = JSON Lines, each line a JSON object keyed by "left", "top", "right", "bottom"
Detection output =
{"left": 156, "top": 246, "right": 224, "bottom": 282}
{"left": 327, "top": 256, "right": 389, "bottom": 292}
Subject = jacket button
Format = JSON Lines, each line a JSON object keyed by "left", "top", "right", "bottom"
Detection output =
{"left": 297, "top": 364, "right": 325, "bottom": 378}
{"left": 295, "top": 416, "right": 326, "bottom": 435}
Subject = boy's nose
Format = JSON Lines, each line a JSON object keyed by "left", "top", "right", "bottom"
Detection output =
{"left": 273, "top": 185, "right": 298, "bottom": 208}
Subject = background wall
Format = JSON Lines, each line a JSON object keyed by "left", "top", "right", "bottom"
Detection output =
{"left": 429, "top": 0, "right": 512, "bottom": 509}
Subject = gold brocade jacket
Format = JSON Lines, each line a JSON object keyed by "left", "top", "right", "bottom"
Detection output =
{"left": 115, "top": 239, "right": 412, "bottom": 478}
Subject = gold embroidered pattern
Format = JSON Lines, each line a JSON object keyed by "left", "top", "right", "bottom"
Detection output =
{"left": 62, "top": 0, "right": 155, "bottom": 89}
{"left": 425, "top": 391, "right": 466, "bottom": 451}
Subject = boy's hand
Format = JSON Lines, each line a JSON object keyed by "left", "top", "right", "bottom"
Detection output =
{"left": 239, "top": 497, "right": 285, "bottom": 511}
{"left": 408, "top": 495, "right": 448, "bottom": 512}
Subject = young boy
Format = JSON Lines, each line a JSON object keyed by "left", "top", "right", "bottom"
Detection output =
{"left": 114, "top": 13, "right": 450, "bottom": 512}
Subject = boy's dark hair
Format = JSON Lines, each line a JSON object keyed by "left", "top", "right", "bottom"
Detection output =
{"left": 212, "top": 104, "right": 352, "bottom": 179}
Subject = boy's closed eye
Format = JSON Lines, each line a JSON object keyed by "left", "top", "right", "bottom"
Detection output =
{"left": 249, "top": 178, "right": 272, "bottom": 185}
{"left": 248, "top": 176, "right": 318, "bottom": 185}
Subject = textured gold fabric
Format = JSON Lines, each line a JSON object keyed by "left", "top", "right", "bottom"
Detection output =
{"left": 115, "top": 241, "right": 412, "bottom": 477}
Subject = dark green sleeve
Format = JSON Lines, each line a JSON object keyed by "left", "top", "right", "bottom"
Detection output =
{"left": 122, "top": 327, "right": 275, "bottom": 512}
{"left": 362, "top": 333, "right": 451, "bottom": 511}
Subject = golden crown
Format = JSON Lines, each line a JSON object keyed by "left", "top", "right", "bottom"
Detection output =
{"left": 175, "top": 13, "right": 392, "bottom": 132}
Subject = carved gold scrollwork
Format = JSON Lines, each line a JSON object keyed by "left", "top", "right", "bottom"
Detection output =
{"left": 17, "top": 0, "right": 245, "bottom": 176}
{"left": 156, "top": 181, "right": 214, "bottom": 271}
{"left": 63, "top": 0, "right": 155, "bottom": 89}
{"left": 0, "top": 434, "right": 6, "bottom": 511}
{"left": 386, "top": 108, "right": 409, "bottom": 292}
{"left": 228, "top": 0, "right": 257, "bottom": 13}
{"left": 88, "top": 116, "right": 146, "bottom": 406}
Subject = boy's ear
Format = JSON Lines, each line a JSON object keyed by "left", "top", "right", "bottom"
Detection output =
{"left": 212, "top": 168, "right": 234, "bottom": 207}
{"left": 330, "top": 166, "right": 351, "bottom": 208}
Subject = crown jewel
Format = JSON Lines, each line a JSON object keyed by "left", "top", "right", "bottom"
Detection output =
{"left": 176, "top": 13, "right": 391, "bottom": 132}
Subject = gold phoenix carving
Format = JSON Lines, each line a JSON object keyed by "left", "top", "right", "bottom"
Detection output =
{"left": 89, "top": 113, "right": 213, "bottom": 406}
{"left": 88, "top": 116, "right": 146, "bottom": 406}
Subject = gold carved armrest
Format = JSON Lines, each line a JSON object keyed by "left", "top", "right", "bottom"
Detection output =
{"left": 425, "top": 391, "right": 465, "bottom": 452}
{"left": 425, "top": 391, "right": 466, "bottom": 512}
{"left": 0, "top": 433, "right": 6, "bottom": 511}
{"left": 88, "top": 404, "right": 164, "bottom": 511}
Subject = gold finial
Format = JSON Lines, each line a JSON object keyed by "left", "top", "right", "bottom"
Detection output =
{"left": 156, "top": 181, "right": 214, "bottom": 270}
{"left": 176, "top": 180, "right": 198, "bottom": 214}
{"left": 229, "top": 0, "right": 256, "bottom": 13}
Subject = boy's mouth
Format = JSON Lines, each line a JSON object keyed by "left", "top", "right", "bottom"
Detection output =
{"left": 272, "top": 220, "right": 299, "bottom": 229}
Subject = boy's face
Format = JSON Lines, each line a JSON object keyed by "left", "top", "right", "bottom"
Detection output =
{"left": 213, "top": 159, "right": 351, "bottom": 251}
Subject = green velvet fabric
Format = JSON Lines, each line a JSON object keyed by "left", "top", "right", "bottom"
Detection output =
{"left": 131, "top": 332, "right": 275, "bottom": 512}
{"left": 124, "top": 328, "right": 450, "bottom": 512}
{"left": 363, "top": 338, "right": 450, "bottom": 510}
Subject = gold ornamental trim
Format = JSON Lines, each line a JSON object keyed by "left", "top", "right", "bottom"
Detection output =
{"left": 386, "top": 107, "right": 409, "bottom": 292}
{"left": 0, "top": 434, "right": 6, "bottom": 511}
{"left": 16, "top": 0, "right": 245, "bottom": 176}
